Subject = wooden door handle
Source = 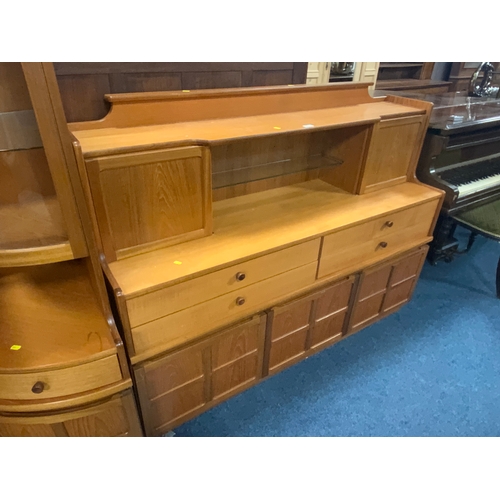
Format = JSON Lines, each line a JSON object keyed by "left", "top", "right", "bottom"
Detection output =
{"left": 385, "top": 221, "right": 394, "bottom": 227}
{"left": 236, "top": 297, "right": 246, "bottom": 306}
{"left": 379, "top": 241, "right": 388, "bottom": 248}
{"left": 236, "top": 272, "right": 246, "bottom": 282}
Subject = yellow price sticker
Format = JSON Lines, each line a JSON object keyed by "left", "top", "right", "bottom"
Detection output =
{"left": 173, "top": 261, "right": 182, "bottom": 265}
{"left": 10, "top": 345, "right": 21, "bottom": 351}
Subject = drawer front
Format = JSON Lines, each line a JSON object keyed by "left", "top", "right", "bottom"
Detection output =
{"left": 132, "top": 262, "right": 317, "bottom": 360}
{"left": 127, "top": 239, "right": 320, "bottom": 328}
{"left": 0, "top": 390, "right": 143, "bottom": 437}
{"left": 0, "top": 355, "right": 123, "bottom": 401}
{"left": 317, "top": 200, "right": 438, "bottom": 279}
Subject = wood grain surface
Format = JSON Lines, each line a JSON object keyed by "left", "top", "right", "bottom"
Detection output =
{"left": 0, "top": 260, "right": 117, "bottom": 372}
{"left": 108, "top": 180, "right": 441, "bottom": 297}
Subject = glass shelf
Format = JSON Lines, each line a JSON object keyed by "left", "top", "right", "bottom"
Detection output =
{"left": 213, "top": 154, "right": 345, "bottom": 189}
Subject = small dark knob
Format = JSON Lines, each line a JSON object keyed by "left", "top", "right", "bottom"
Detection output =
{"left": 236, "top": 297, "right": 246, "bottom": 306}
{"left": 236, "top": 272, "right": 246, "bottom": 282}
{"left": 385, "top": 221, "right": 394, "bottom": 228}
{"left": 31, "top": 381, "right": 45, "bottom": 394}
{"left": 379, "top": 241, "right": 388, "bottom": 248}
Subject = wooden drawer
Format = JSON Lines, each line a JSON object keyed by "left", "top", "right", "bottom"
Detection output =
{"left": 317, "top": 200, "right": 438, "bottom": 279}
{"left": 127, "top": 239, "right": 320, "bottom": 328}
{"left": 0, "top": 355, "right": 123, "bottom": 401}
{"left": 131, "top": 261, "right": 317, "bottom": 361}
{"left": 0, "top": 390, "right": 143, "bottom": 437}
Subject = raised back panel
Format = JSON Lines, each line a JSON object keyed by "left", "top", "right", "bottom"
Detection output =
{"left": 86, "top": 146, "right": 212, "bottom": 261}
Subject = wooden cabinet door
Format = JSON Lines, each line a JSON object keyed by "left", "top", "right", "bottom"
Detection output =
{"left": 310, "top": 277, "right": 354, "bottom": 352}
{"left": 86, "top": 146, "right": 212, "bottom": 261}
{"left": 265, "top": 294, "right": 314, "bottom": 375}
{"left": 348, "top": 246, "right": 428, "bottom": 334}
{"left": 0, "top": 390, "right": 143, "bottom": 437}
{"left": 265, "top": 276, "right": 356, "bottom": 375}
{"left": 135, "top": 315, "right": 266, "bottom": 436}
{"left": 361, "top": 116, "right": 426, "bottom": 193}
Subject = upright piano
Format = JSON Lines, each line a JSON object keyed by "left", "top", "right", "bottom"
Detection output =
{"left": 377, "top": 91, "right": 500, "bottom": 263}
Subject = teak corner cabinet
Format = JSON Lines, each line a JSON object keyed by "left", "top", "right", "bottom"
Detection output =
{"left": 1, "top": 69, "right": 444, "bottom": 437}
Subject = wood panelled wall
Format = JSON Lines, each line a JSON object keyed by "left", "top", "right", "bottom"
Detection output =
{"left": 54, "top": 63, "right": 308, "bottom": 123}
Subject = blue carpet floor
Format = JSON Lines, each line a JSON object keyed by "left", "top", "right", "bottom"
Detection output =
{"left": 173, "top": 230, "right": 500, "bottom": 436}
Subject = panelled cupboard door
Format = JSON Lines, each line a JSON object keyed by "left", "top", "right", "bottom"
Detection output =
{"left": 135, "top": 315, "right": 266, "bottom": 436}
{"left": 0, "top": 390, "right": 143, "bottom": 437}
{"left": 348, "top": 246, "right": 428, "bottom": 333}
{"left": 86, "top": 146, "right": 212, "bottom": 261}
{"left": 265, "top": 276, "right": 356, "bottom": 376}
{"left": 361, "top": 115, "right": 426, "bottom": 193}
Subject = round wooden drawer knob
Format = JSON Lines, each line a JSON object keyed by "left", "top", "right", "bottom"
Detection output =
{"left": 385, "top": 221, "right": 394, "bottom": 228}
{"left": 31, "top": 381, "right": 45, "bottom": 394}
{"left": 236, "top": 297, "right": 246, "bottom": 306}
{"left": 379, "top": 241, "right": 388, "bottom": 248}
{"left": 236, "top": 272, "right": 246, "bottom": 282}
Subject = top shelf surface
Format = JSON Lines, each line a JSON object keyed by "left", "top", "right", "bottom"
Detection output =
{"left": 69, "top": 84, "right": 426, "bottom": 157}
{"left": 72, "top": 102, "right": 424, "bottom": 157}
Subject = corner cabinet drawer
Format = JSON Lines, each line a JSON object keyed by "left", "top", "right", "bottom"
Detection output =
{"left": 127, "top": 239, "right": 320, "bottom": 328}
{"left": 131, "top": 262, "right": 317, "bottom": 361}
{"left": 317, "top": 199, "right": 438, "bottom": 279}
{"left": 0, "top": 355, "right": 123, "bottom": 401}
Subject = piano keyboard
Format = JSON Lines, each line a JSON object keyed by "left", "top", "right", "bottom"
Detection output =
{"left": 439, "top": 158, "right": 500, "bottom": 198}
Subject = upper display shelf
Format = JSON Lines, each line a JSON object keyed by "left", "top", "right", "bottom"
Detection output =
{"left": 69, "top": 83, "right": 426, "bottom": 157}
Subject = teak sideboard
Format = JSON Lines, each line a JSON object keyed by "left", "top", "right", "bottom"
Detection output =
{"left": 67, "top": 82, "right": 443, "bottom": 436}
{"left": 1, "top": 69, "right": 444, "bottom": 437}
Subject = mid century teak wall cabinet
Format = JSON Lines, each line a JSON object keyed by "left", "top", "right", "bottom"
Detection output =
{"left": 68, "top": 82, "right": 444, "bottom": 436}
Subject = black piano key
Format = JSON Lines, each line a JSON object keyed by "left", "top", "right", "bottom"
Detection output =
{"left": 439, "top": 158, "right": 500, "bottom": 186}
